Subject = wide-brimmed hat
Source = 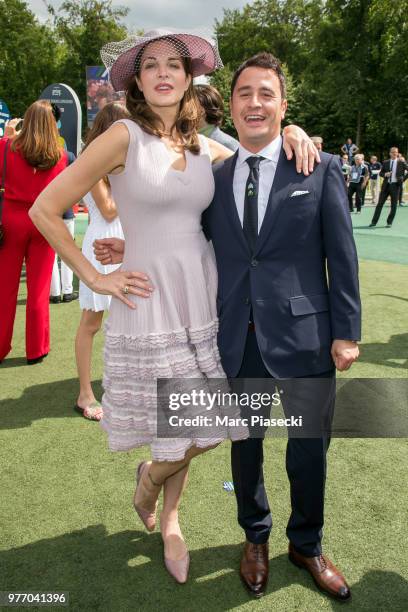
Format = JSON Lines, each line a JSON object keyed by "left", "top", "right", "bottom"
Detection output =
{"left": 101, "top": 28, "right": 223, "bottom": 92}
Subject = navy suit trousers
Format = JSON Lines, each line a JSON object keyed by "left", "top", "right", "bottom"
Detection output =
{"left": 231, "top": 327, "right": 334, "bottom": 557}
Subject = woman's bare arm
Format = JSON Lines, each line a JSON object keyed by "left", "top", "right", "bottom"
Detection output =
{"left": 30, "top": 123, "right": 153, "bottom": 307}
{"left": 207, "top": 138, "right": 234, "bottom": 164}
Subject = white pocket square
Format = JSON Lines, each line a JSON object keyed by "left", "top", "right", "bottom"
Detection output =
{"left": 290, "top": 190, "right": 310, "bottom": 197}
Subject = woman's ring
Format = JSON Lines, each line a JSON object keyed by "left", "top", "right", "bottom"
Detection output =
{"left": 123, "top": 285, "right": 129, "bottom": 295}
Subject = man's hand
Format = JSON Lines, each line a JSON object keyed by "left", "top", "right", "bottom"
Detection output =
{"left": 93, "top": 237, "right": 125, "bottom": 265}
{"left": 282, "top": 125, "right": 321, "bottom": 176}
{"left": 331, "top": 339, "right": 359, "bottom": 371}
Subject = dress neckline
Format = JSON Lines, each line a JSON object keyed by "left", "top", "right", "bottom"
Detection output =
{"left": 159, "top": 138, "right": 189, "bottom": 175}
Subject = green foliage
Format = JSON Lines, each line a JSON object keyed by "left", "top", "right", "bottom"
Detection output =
{"left": 45, "top": 0, "right": 129, "bottom": 127}
{"left": 215, "top": 0, "right": 408, "bottom": 156}
{"left": 1, "top": 245, "right": 408, "bottom": 609}
{"left": 0, "top": 0, "right": 128, "bottom": 123}
{"left": 209, "top": 65, "right": 235, "bottom": 135}
{"left": 216, "top": 0, "right": 323, "bottom": 77}
{"left": 0, "top": 0, "right": 406, "bottom": 154}
{"left": 0, "top": 0, "right": 60, "bottom": 115}
{"left": 365, "top": 0, "right": 408, "bottom": 152}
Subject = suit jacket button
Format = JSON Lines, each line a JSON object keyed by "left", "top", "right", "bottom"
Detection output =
{"left": 251, "top": 258, "right": 259, "bottom": 267}
{"left": 244, "top": 298, "right": 250, "bottom": 305}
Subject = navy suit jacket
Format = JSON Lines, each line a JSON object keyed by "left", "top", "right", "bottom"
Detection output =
{"left": 202, "top": 148, "right": 362, "bottom": 378}
{"left": 380, "top": 159, "right": 408, "bottom": 185}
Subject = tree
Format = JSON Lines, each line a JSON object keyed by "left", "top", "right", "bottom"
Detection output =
{"left": 216, "top": 0, "right": 323, "bottom": 78}
{"left": 210, "top": 65, "right": 235, "bottom": 135}
{"left": 0, "top": 0, "right": 60, "bottom": 115}
{"left": 296, "top": 0, "right": 408, "bottom": 154}
{"left": 44, "top": 0, "right": 129, "bottom": 124}
{"left": 214, "top": 0, "right": 408, "bottom": 155}
{"left": 299, "top": 0, "right": 379, "bottom": 151}
{"left": 365, "top": 0, "right": 408, "bottom": 155}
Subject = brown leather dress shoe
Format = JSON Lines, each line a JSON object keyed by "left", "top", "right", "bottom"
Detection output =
{"left": 288, "top": 543, "right": 351, "bottom": 601}
{"left": 240, "top": 541, "right": 269, "bottom": 598}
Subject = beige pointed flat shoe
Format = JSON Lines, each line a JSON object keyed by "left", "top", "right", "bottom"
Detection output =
{"left": 164, "top": 551, "right": 190, "bottom": 584}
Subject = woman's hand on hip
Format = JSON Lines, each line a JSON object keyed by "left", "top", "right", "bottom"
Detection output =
{"left": 90, "top": 269, "right": 154, "bottom": 309}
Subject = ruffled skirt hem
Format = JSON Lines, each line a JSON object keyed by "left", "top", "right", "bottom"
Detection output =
{"left": 101, "top": 319, "right": 248, "bottom": 455}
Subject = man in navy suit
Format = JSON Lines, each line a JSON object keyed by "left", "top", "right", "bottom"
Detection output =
{"left": 203, "top": 53, "right": 361, "bottom": 601}
{"left": 369, "top": 147, "right": 408, "bottom": 227}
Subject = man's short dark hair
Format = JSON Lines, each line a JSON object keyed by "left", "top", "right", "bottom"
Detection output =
{"left": 195, "top": 84, "right": 224, "bottom": 126}
{"left": 230, "top": 52, "right": 286, "bottom": 99}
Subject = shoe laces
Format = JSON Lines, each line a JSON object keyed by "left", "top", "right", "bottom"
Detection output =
{"left": 318, "top": 554, "right": 328, "bottom": 572}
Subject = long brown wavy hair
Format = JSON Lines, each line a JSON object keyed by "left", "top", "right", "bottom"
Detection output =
{"left": 11, "top": 100, "right": 63, "bottom": 169}
{"left": 126, "top": 37, "right": 201, "bottom": 154}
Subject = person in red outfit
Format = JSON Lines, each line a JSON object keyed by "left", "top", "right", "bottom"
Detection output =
{"left": 0, "top": 100, "right": 69, "bottom": 364}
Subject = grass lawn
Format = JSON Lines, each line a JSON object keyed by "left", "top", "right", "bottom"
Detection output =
{"left": 0, "top": 211, "right": 407, "bottom": 611}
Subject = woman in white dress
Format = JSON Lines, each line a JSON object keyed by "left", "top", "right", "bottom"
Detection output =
{"left": 74, "top": 103, "right": 127, "bottom": 421}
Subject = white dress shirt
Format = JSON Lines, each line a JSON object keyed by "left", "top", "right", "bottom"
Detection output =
{"left": 390, "top": 159, "right": 397, "bottom": 183}
{"left": 233, "top": 135, "right": 282, "bottom": 233}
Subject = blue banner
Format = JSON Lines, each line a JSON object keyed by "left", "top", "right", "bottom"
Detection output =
{"left": 0, "top": 99, "right": 11, "bottom": 137}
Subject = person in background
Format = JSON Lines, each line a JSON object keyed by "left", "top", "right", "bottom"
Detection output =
{"left": 87, "top": 80, "right": 99, "bottom": 111}
{"left": 74, "top": 103, "right": 127, "bottom": 421}
{"left": 368, "top": 155, "right": 382, "bottom": 205}
{"left": 0, "top": 101, "right": 69, "bottom": 364}
{"left": 397, "top": 154, "right": 406, "bottom": 205}
{"left": 3, "top": 118, "right": 23, "bottom": 138}
{"left": 348, "top": 153, "right": 368, "bottom": 213}
{"left": 96, "top": 87, "right": 112, "bottom": 111}
{"left": 360, "top": 153, "right": 370, "bottom": 206}
{"left": 195, "top": 83, "right": 239, "bottom": 151}
{"left": 341, "top": 153, "right": 351, "bottom": 183}
{"left": 311, "top": 136, "right": 323, "bottom": 151}
{"left": 52, "top": 104, "right": 67, "bottom": 151}
{"left": 370, "top": 147, "right": 408, "bottom": 227}
{"left": 49, "top": 105, "right": 78, "bottom": 304}
{"left": 49, "top": 181, "right": 78, "bottom": 303}
{"left": 341, "top": 137, "right": 358, "bottom": 163}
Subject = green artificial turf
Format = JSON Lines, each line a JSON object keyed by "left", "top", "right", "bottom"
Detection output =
{"left": 351, "top": 204, "right": 408, "bottom": 265}
{"left": 0, "top": 237, "right": 407, "bottom": 610}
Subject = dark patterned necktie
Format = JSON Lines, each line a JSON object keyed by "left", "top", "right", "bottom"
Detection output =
{"left": 243, "top": 156, "right": 263, "bottom": 252}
